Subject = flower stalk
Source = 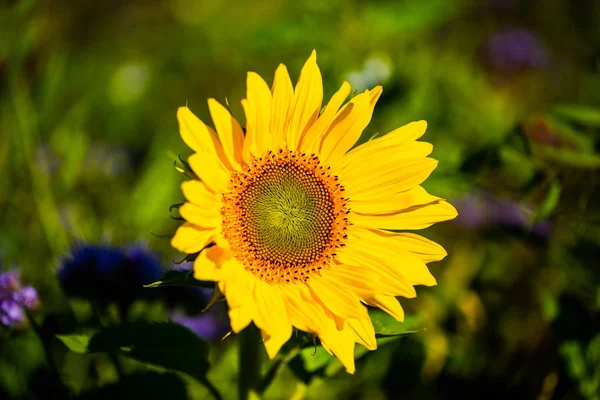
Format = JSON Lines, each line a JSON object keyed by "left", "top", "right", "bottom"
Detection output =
{"left": 238, "top": 326, "right": 261, "bottom": 400}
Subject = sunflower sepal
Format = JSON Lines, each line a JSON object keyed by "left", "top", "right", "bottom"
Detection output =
{"left": 202, "top": 285, "right": 225, "bottom": 312}
{"left": 144, "top": 269, "right": 214, "bottom": 289}
{"left": 174, "top": 154, "right": 197, "bottom": 179}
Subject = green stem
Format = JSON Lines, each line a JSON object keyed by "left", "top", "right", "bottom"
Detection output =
{"left": 25, "top": 310, "right": 60, "bottom": 377}
{"left": 200, "top": 376, "right": 224, "bottom": 400}
{"left": 89, "top": 300, "right": 123, "bottom": 377}
{"left": 238, "top": 326, "right": 261, "bottom": 400}
{"left": 257, "top": 347, "right": 300, "bottom": 395}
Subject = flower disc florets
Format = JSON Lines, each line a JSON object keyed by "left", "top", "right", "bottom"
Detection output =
{"left": 221, "top": 150, "right": 349, "bottom": 284}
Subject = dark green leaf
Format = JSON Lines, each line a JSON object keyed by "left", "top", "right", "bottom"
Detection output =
{"left": 460, "top": 146, "right": 500, "bottom": 175}
{"left": 536, "top": 147, "right": 600, "bottom": 168}
{"left": 289, "top": 335, "right": 401, "bottom": 383}
{"left": 370, "top": 310, "right": 424, "bottom": 337}
{"left": 55, "top": 334, "right": 92, "bottom": 354}
{"left": 324, "top": 336, "right": 399, "bottom": 376}
{"left": 553, "top": 105, "right": 600, "bottom": 127}
{"left": 145, "top": 269, "right": 214, "bottom": 289}
{"left": 586, "top": 334, "right": 600, "bottom": 366}
{"left": 289, "top": 310, "right": 424, "bottom": 382}
{"left": 72, "top": 371, "right": 188, "bottom": 400}
{"left": 86, "top": 321, "right": 210, "bottom": 379}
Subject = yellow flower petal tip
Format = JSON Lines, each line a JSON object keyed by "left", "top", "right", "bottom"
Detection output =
{"left": 172, "top": 52, "right": 455, "bottom": 373}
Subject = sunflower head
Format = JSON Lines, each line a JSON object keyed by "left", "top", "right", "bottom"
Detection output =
{"left": 172, "top": 51, "right": 457, "bottom": 373}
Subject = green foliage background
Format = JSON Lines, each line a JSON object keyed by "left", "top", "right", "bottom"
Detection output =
{"left": 1, "top": 0, "right": 600, "bottom": 398}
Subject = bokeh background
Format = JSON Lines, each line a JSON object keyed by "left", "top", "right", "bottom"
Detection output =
{"left": 2, "top": 0, "right": 600, "bottom": 398}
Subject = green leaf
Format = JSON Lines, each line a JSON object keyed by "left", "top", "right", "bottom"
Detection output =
{"left": 57, "top": 322, "right": 211, "bottom": 380}
{"left": 553, "top": 105, "right": 600, "bottom": 127}
{"left": 72, "top": 371, "right": 188, "bottom": 400}
{"left": 55, "top": 334, "right": 92, "bottom": 354}
{"left": 87, "top": 321, "right": 210, "bottom": 379}
{"left": 144, "top": 269, "right": 214, "bottom": 289}
{"left": 370, "top": 310, "right": 424, "bottom": 337}
{"left": 536, "top": 147, "right": 600, "bottom": 168}
{"left": 288, "top": 310, "right": 424, "bottom": 382}
{"left": 534, "top": 179, "right": 561, "bottom": 222}
{"left": 289, "top": 335, "right": 402, "bottom": 383}
{"left": 545, "top": 116, "right": 595, "bottom": 152}
{"left": 298, "top": 347, "right": 333, "bottom": 373}
{"left": 586, "top": 334, "right": 600, "bottom": 367}
{"left": 324, "top": 336, "right": 399, "bottom": 377}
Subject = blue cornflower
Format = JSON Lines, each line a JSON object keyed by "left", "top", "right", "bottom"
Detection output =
{"left": 58, "top": 243, "right": 163, "bottom": 305}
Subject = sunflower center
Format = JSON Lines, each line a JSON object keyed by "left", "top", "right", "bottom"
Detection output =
{"left": 221, "top": 150, "right": 349, "bottom": 284}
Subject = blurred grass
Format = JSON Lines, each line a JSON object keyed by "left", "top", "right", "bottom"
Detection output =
{"left": 1, "top": 0, "right": 600, "bottom": 399}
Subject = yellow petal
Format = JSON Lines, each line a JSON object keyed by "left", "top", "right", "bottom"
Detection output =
{"left": 308, "top": 275, "right": 367, "bottom": 320}
{"left": 181, "top": 180, "right": 221, "bottom": 207}
{"left": 349, "top": 186, "right": 439, "bottom": 215}
{"left": 262, "top": 329, "right": 290, "bottom": 360}
{"left": 286, "top": 50, "right": 323, "bottom": 150}
{"left": 177, "top": 107, "right": 230, "bottom": 168}
{"left": 368, "top": 85, "right": 383, "bottom": 107}
{"left": 253, "top": 282, "right": 292, "bottom": 358}
{"left": 320, "top": 265, "right": 381, "bottom": 299}
{"left": 207, "top": 99, "right": 244, "bottom": 170}
{"left": 193, "top": 245, "right": 232, "bottom": 281}
{"left": 171, "top": 223, "right": 216, "bottom": 254}
{"left": 344, "top": 120, "right": 428, "bottom": 158}
{"left": 342, "top": 158, "right": 439, "bottom": 201}
{"left": 285, "top": 284, "right": 360, "bottom": 374}
{"left": 179, "top": 202, "right": 221, "bottom": 228}
{"left": 347, "top": 316, "right": 377, "bottom": 350}
{"left": 299, "top": 81, "right": 351, "bottom": 154}
{"left": 229, "top": 306, "right": 254, "bottom": 333}
{"left": 336, "top": 246, "right": 417, "bottom": 298}
{"left": 347, "top": 228, "right": 437, "bottom": 286}
{"left": 188, "top": 152, "right": 231, "bottom": 194}
{"left": 220, "top": 270, "right": 256, "bottom": 333}
{"left": 243, "top": 72, "right": 272, "bottom": 158}
{"left": 364, "top": 295, "right": 405, "bottom": 322}
{"left": 270, "top": 64, "right": 294, "bottom": 149}
{"left": 359, "top": 229, "right": 448, "bottom": 263}
{"left": 317, "top": 91, "right": 372, "bottom": 166}
{"left": 339, "top": 140, "right": 433, "bottom": 175}
{"left": 241, "top": 98, "right": 258, "bottom": 164}
{"left": 351, "top": 200, "right": 458, "bottom": 231}
{"left": 319, "top": 325, "right": 356, "bottom": 374}
{"left": 282, "top": 283, "right": 329, "bottom": 334}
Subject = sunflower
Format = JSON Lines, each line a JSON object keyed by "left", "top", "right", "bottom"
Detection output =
{"left": 172, "top": 51, "right": 457, "bottom": 373}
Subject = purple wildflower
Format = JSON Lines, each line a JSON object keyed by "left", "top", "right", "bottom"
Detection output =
{"left": 1, "top": 300, "right": 25, "bottom": 327}
{"left": 0, "top": 270, "right": 19, "bottom": 292}
{"left": 0, "top": 270, "right": 40, "bottom": 329}
{"left": 168, "top": 286, "right": 230, "bottom": 341}
{"left": 15, "top": 286, "right": 40, "bottom": 309}
{"left": 487, "top": 29, "right": 549, "bottom": 71}
{"left": 171, "top": 310, "right": 230, "bottom": 342}
{"left": 454, "top": 191, "right": 552, "bottom": 238}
